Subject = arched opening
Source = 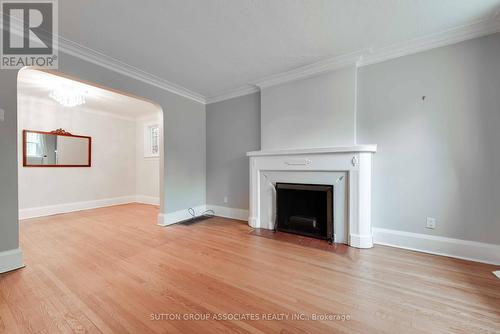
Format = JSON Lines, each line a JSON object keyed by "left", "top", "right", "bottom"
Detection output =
{"left": 16, "top": 67, "right": 165, "bottom": 221}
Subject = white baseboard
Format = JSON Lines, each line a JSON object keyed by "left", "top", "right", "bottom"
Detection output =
{"left": 157, "top": 204, "right": 207, "bottom": 226}
{"left": 19, "top": 196, "right": 137, "bottom": 220}
{"left": 248, "top": 216, "right": 259, "bottom": 228}
{"left": 19, "top": 198, "right": 499, "bottom": 265}
{"left": 20, "top": 198, "right": 248, "bottom": 226}
{"left": 0, "top": 248, "right": 24, "bottom": 274}
{"left": 206, "top": 205, "right": 249, "bottom": 221}
{"left": 349, "top": 233, "right": 374, "bottom": 249}
{"left": 136, "top": 195, "right": 160, "bottom": 206}
{"left": 157, "top": 204, "right": 249, "bottom": 226}
{"left": 373, "top": 228, "right": 500, "bottom": 265}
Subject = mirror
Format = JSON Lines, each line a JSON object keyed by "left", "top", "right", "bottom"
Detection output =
{"left": 23, "top": 129, "right": 91, "bottom": 167}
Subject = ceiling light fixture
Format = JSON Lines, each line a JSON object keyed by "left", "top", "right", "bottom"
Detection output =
{"left": 49, "top": 85, "right": 88, "bottom": 107}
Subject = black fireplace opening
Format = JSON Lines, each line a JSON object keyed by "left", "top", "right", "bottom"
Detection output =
{"left": 275, "top": 183, "right": 333, "bottom": 241}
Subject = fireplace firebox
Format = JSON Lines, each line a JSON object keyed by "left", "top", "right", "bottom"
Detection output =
{"left": 275, "top": 183, "right": 333, "bottom": 242}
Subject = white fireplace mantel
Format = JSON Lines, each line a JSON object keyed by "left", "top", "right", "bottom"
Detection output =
{"left": 247, "top": 145, "right": 377, "bottom": 157}
{"left": 247, "top": 145, "right": 377, "bottom": 248}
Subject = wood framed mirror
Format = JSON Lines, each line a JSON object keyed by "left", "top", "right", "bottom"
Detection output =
{"left": 23, "top": 129, "right": 92, "bottom": 167}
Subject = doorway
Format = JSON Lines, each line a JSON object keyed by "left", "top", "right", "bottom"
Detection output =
{"left": 17, "top": 67, "right": 164, "bottom": 219}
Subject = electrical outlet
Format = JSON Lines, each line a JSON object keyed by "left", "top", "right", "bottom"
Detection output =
{"left": 223, "top": 196, "right": 228, "bottom": 204}
{"left": 426, "top": 217, "right": 436, "bottom": 229}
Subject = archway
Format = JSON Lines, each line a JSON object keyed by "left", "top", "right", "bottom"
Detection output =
{"left": 17, "top": 67, "right": 165, "bottom": 221}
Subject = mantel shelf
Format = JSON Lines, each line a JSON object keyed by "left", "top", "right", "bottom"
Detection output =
{"left": 246, "top": 145, "right": 377, "bottom": 157}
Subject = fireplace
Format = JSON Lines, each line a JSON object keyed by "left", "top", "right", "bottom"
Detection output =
{"left": 275, "top": 183, "right": 333, "bottom": 242}
{"left": 247, "top": 145, "right": 376, "bottom": 248}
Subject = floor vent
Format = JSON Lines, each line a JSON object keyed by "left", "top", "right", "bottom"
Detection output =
{"left": 179, "top": 215, "right": 213, "bottom": 225}
{"left": 178, "top": 208, "right": 215, "bottom": 225}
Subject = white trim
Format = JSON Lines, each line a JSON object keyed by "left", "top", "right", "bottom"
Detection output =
{"left": 6, "top": 16, "right": 205, "bottom": 103}
{"left": 373, "top": 228, "right": 500, "bottom": 265}
{"left": 136, "top": 195, "right": 160, "bottom": 206}
{"left": 143, "top": 121, "right": 161, "bottom": 158}
{"left": 0, "top": 248, "right": 24, "bottom": 274}
{"left": 157, "top": 213, "right": 167, "bottom": 226}
{"left": 353, "top": 66, "right": 359, "bottom": 145}
{"left": 57, "top": 36, "right": 206, "bottom": 104}
{"left": 249, "top": 151, "right": 375, "bottom": 249}
{"left": 19, "top": 196, "right": 137, "bottom": 220}
{"left": 206, "top": 205, "right": 249, "bottom": 221}
{"left": 54, "top": 15, "right": 499, "bottom": 104}
{"left": 247, "top": 145, "right": 377, "bottom": 157}
{"left": 11, "top": 12, "right": 499, "bottom": 106}
{"left": 349, "top": 233, "right": 373, "bottom": 249}
{"left": 157, "top": 205, "right": 207, "bottom": 226}
{"left": 156, "top": 204, "right": 249, "bottom": 226}
{"left": 358, "top": 18, "right": 500, "bottom": 67}
{"left": 253, "top": 50, "right": 366, "bottom": 89}
{"left": 248, "top": 18, "right": 500, "bottom": 90}
{"left": 206, "top": 86, "right": 260, "bottom": 104}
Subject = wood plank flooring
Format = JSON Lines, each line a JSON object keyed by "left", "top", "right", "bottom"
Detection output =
{"left": 1, "top": 203, "right": 499, "bottom": 333}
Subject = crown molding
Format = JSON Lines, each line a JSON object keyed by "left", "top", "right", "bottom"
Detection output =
{"left": 12, "top": 11, "right": 500, "bottom": 105}
{"left": 206, "top": 85, "right": 260, "bottom": 104}
{"left": 247, "top": 16, "right": 500, "bottom": 91}
{"left": 358, "top": 17, "right": 500, "bottom": 67}
{"left": 252, "top": 50, "right": 367, "bottom": 89}
{"left": 200, "top": 15, "right": 500, "bottom": 102}
{"left": 2, "top": 14, "right": 206, "bottom": 104}
{"left": 57, "top": 36, "right": 207, "bottom": 104}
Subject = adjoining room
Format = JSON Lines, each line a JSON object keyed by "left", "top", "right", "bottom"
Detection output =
{"left": 17, "top": 68, "right": 163, "bottom": 218}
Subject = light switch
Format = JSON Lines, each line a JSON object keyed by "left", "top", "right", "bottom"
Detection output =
{"left": 0, "top": 109, "right": 4, "bottom": 122}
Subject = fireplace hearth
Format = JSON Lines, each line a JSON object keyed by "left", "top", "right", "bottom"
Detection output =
{"left": 275, "top": 183, "right": 333, "bottom": 242}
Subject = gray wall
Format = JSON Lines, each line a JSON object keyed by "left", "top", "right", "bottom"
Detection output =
{"left": 57, "top": 53, "right": 206, "bottom": 214}
{"left": 0, "top": 70, "right": 19, "bottom": 252}
{"left": 261, "top": 66, "right": 356, "bottom": 150}
{"left": 206, "top": 93, "right": 260, "bottom": 209}
{"left": 204, "top": 33, "right": 500, "bottom": 245}
{"left": 358, "top": 33, "right": 500, "bottom": 244}
{"left": 0, "top": 51, "right": 206, "bottom": 253}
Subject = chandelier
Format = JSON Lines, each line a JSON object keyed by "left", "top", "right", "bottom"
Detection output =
{"left": 49, "top": 86, "right": 88, "bottom": 107}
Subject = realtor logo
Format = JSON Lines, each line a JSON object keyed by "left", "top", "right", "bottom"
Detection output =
{"left": 1, "top": 0, "right": 58, "bottom": 69}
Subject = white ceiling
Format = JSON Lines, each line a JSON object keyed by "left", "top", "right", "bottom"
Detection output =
{"left": 18, "top": 69, "right": 160, "bottom": 119}
{"left": 57, "top": 0, "right": 500, "bottom": 100}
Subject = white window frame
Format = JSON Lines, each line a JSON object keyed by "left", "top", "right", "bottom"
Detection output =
{"left": 26, "top": 132, "right": 43, "bottom": 157}
{"left": 144, "top": 121, "right": 160, "bottom": 158}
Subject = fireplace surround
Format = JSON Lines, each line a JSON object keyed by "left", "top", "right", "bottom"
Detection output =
{"left": 247, "top": 145, "right": 377, "bottom": 248}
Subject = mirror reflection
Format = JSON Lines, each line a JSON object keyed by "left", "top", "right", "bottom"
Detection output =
{"left": 23, "top": 130, "right": 91, "bottom": 167}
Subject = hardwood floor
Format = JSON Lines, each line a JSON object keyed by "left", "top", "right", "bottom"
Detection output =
{"left": 1, "top": 203, "right": 499, "bottom": 333}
